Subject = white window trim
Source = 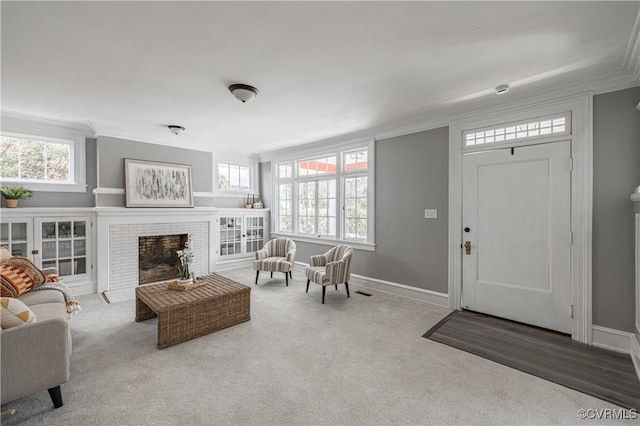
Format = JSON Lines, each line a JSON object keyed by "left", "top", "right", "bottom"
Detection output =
{"left": 212, "top": 155, "right": 259, "bottom": 198}
{"left": 448, "top": 93, "right": 592, "bottom": 344}
{"left": 1, "top": 112, "right": 90, "bottom": 193}
{"left": 272, "top": 137, "right": 375, "bottom": 248}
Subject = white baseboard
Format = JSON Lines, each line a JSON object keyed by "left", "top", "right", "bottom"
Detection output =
{"left": 294, "top": 262, "right": 449, "bottom": 308}
{"left": 67, "top": 280, "right": 98, "bottom": 296}
{"left": 631, "top": 334, "right": 640, "bottom": 381}
{"left": 591, "top": 325, "right": 633, "bottom": 354}
{"left": 214, "top": 258, "right": 254, "bottom": 272}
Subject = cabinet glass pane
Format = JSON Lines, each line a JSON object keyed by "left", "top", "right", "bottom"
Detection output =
{"left": 11, "top": 243, "right": 27, "bottom": 257}
{"left": 58, "top": 222, "right": 72, "bottom": 238}
{"left": 42, "top": 222, "right": 56, "bottom": 239}
{"left": 58, "top": 241, "right": 72, "bottom": 258}
{"left": 59, "top": 259, "right": 72, "bottom": 276}
{"left": 74, "top": 240, "right": 86, "bottom": 256}
{"left": 42, "top": 241, "right": 57, "bottom": 260}
{"left": 73, "top": 222, "right": 86, "bottom": 238}
{"left": 1, "top": 223, "right": 8, "bottom": 242}
{"left": 74, "top": 258, "right": 86, "bottom": 275}
{"left": 43, "top": 260, "right": 57, "bottom": 269}
{"left": 11, "top": 223, "right": 27, "bottom": 241}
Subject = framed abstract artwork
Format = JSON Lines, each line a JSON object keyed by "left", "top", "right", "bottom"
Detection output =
{"left": 124, "top": 159, "right": 194, "bottom": 207}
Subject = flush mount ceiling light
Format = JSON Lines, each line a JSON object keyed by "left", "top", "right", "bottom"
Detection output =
{"left": 229, "top": 84, "right": 259, "bottom": 103}
{"left": 168, "top": 125, "right": 185, "bottom": 135}
{"left": 495, "top": 84, "right": 510, "bottom": 95}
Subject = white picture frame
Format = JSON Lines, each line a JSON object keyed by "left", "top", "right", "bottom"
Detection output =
{"left": 124, "top": 159, "right": 194, "bottom": 208}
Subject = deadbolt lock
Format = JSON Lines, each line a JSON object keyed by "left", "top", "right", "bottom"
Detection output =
{"left": 464, "top": 241, "right": 471, "bottom": 255}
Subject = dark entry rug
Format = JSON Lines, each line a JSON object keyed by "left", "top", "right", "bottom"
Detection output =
{"left": 423, "top": 310, "right": 640, "bottom": 410}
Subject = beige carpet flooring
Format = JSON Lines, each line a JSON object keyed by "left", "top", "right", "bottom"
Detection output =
{"left": 0, "top": 267, "right": 625, "bottom": 425}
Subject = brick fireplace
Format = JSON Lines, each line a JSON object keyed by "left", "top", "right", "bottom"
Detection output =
{"left": 96, "top": 207, "right": 216, "bottom": 300}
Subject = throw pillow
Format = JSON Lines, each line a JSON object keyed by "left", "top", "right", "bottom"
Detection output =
{"left": 0, "top": 257, "right": 47, "bottom": 297}
{"left": 0, "top": 246, "right": 12, "bottom": 263}
{"left": 0, "top": 297, "right": 37, "bottom": 329}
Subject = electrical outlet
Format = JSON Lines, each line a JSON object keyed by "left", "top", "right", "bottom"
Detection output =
{"left": 424, "top": 209, "right": 437, "bottom": 219}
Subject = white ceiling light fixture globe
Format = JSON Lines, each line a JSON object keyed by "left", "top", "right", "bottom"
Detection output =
{"left": 229, "top": 84, "right": 259, "bottom": 103}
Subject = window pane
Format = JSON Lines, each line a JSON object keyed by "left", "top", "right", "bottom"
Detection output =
{"left": 344, "top": 149, "right": 368, "bottom": 171}
{"left": 229, "top": 165, "right": 240, "bottom": 190}
{"left": 46, "top": 142, "right": 70, "bottom": 182}
{"left": 0, "top": 136, "right": 71, "bottom": 182}
{"left": 299, "top": 155, "right": 336, "bottom": 176}
{"left": 278, "top": 183, "right": 292, "bottom": 232}
{"left": 278, "top": 162, "right": 292, "bottom": 179}
{"left": 218, "top": 164, "right": 230, "bottom": 190}
{"left": 239, "top": 166, "right": 250, "bottom": 191}
{"left": 21, "top": 139, "right": 46, "bottom": 180}
{"left": 0, "top": 137, "right": 20, "bottom": 178}
{"left": 218, "top": 163, "right": 250, "bottom": 191}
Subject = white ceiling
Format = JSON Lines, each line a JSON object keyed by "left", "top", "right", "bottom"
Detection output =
{"left": 2, "top": 1, "right": 639, "bottom": 156}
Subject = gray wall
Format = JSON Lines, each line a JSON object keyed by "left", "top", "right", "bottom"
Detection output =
{"left": 265, "top": 127, "right": 450, "bottom": 294}
{"left": 592, "top": 86, "right": 640, "bottom": 332}
{"left": 10, "top": 138, "right": 98, "bottom": 208}
{"left": 96, "top": 136, "right": 215, "bottom": 207}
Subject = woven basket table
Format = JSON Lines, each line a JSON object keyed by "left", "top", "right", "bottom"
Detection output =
{"left": 135, "top": 274, "right": 251, "bottom": 349}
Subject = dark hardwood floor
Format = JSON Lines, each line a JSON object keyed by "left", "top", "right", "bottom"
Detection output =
{"left": 423, "top": 310, "right": 640, "bottom": 410}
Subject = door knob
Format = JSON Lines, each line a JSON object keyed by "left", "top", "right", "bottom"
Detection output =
{"left": 464, "top": 241, "right": 471, "bottom": 255}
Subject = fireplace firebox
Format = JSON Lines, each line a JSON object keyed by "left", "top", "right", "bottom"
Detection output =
{"left": 138, "top": 234, "right": 188, "bottom": 285}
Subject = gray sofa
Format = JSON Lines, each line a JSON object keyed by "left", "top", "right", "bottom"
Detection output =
{"left": 1, "top": 287, "right": 71, "bottom": 408}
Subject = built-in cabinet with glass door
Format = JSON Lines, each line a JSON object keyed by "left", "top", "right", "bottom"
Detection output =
{"left": 35, "top": 218, "right": 90, "bottom": 281}
{"left": 1, "top": 213, "right": 92, "bottom": 283}
{"left": 216, "top": 212, "right": 267, "bottom": 263}
{"left": 1, "top": 219, "right": 33, "bottom": 258}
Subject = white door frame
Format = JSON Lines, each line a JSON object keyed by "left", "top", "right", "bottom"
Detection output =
{"left": 448, "top": 94, "right": 593, "bottom": 344}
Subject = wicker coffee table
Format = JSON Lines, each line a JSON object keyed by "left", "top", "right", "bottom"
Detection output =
{"left": 135, "top": 274, "right": 251, "bottom": 349}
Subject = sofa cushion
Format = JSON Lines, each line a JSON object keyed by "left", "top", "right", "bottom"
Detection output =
{"left": 0, "top": 246, "right": 12, "bottom": 262}
{"left": 19, "top": 289, "right": 65, "bottom": 306}
{"left": 1, "top": 258, "right": 47, "bottom": 297}
{"left": 1, "top": 297, "right": 37, "bottom": 329}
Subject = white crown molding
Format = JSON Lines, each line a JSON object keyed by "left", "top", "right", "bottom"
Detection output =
{"left": 623, "top": 8, "right": 640, "bottom": 82}
{"left": 1, "top": 110, "right": 95, "bottom": 137}
{"left": 90, "top": 121, "right": 209, "bottom": 153}
{"left": 258, "top": 68, "right": 639, "bottom": 161}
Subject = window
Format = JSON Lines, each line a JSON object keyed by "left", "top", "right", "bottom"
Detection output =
{"left": 463, "top": 112, "right": 571, "bottom": 147}
{"left": 0, "top": 114, "right": 88, "bottom": 192}
{"left": 1, "top": 135, "right": 72, "bottom": 183}
{"left": 218, "top": 163, "right": 251, "bottom": 191}
{"left": 274, "top": 140, "right": 374, "bottom": 247}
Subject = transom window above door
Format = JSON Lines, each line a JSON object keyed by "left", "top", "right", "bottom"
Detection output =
{"left": 463, "top": 112, "right": 571, "bottom": 148}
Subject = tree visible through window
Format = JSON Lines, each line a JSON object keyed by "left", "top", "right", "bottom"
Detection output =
{"left": 218, "top": 163, "right": 250, "bottom": 191}
{"left": 0, "top": 136, "right": 71, "bottom": 182}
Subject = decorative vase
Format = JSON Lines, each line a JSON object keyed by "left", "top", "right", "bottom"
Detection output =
{"left": 177, "top": 278, "right": 192, "bottom": 285}
{"left": 5, "top": 199, "right": 19, "bottom": 208}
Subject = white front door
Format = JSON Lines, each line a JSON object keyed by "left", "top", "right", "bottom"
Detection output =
{"left": 462, "top": 141, "right": 572, "bottom": 333}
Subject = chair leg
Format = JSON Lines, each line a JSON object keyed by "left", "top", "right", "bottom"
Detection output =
{"left": 306, "top": 279, "right": 310, "bottom": 293}
{"left": 322, "top": 286, "right": 326, "bottom": 304}
{"left": 270, "top": 271, "right": 273, "bottom": 278}
{"left": 285, "top": 273, "right": 288, "bottom": 286}
{"left": 290, "top": 271, "right": 293, "bottom": 279}
{"left": 48, "top": 385, "right": 63, "bottom": 409}
{"left": 335, "top": 284, "right": 338, "bottom": 291}
{"left": 345, "top": 282, "right": 350, "bottom": 298}
{"left": 255, "top": 270, "right": 259, "bottom": 285}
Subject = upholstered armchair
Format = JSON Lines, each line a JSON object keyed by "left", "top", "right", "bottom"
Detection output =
{"left": 305, "top": 245, "right": 353, "bottom": 304}
{"left": 253, "top": 238, "right": 296, "bottom": 286}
